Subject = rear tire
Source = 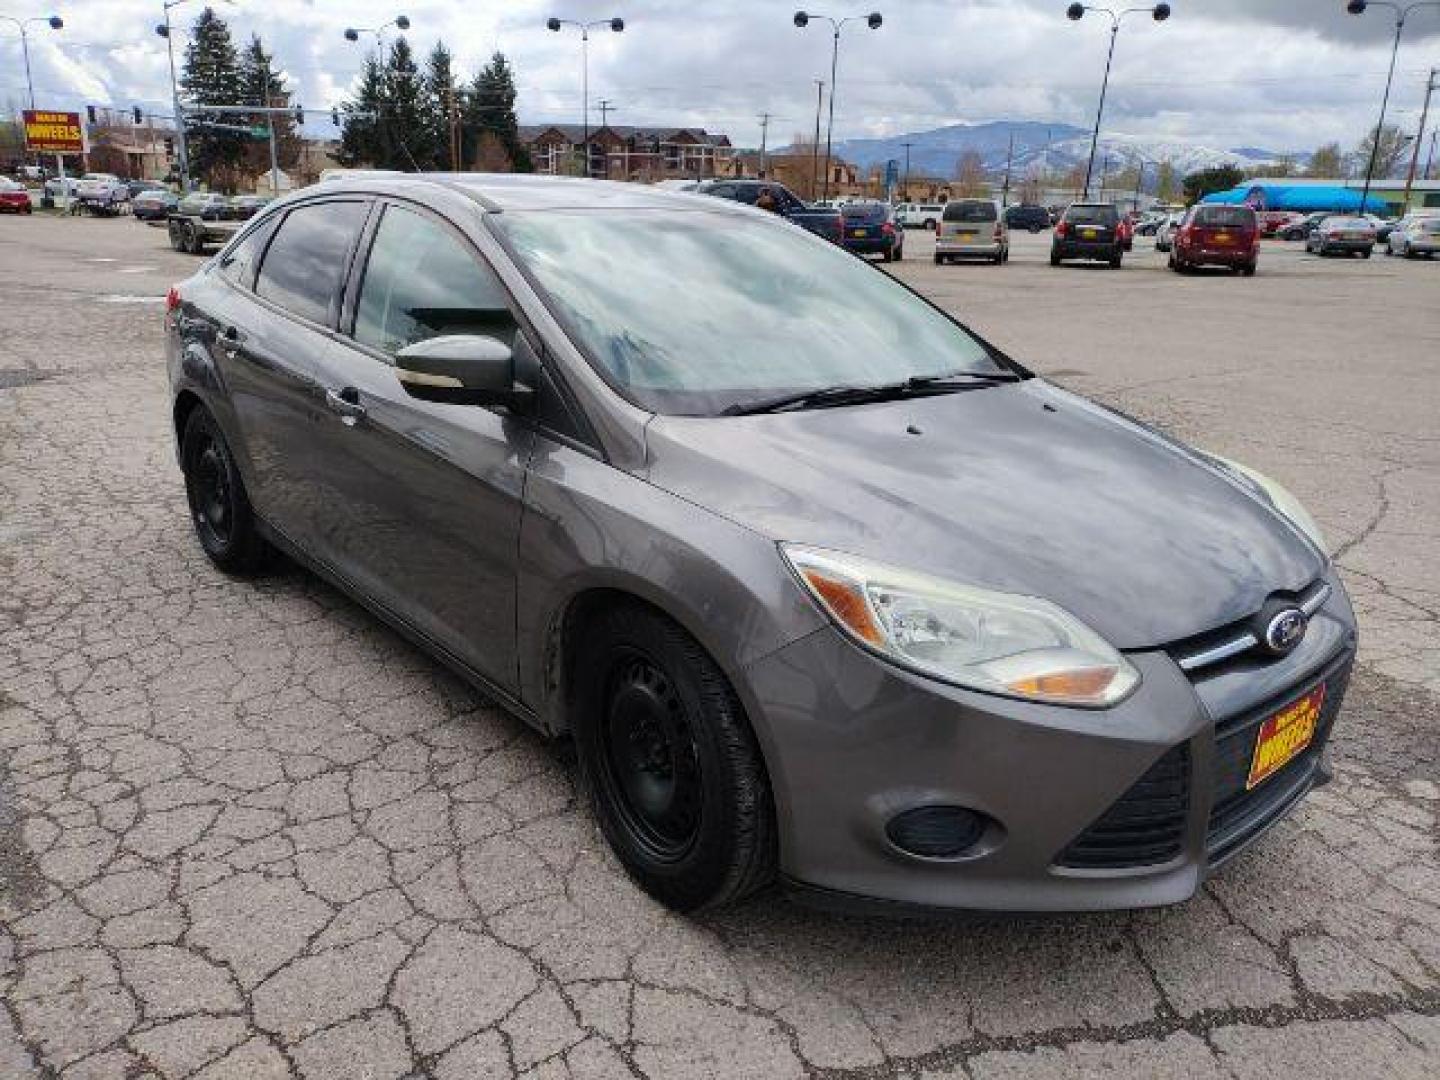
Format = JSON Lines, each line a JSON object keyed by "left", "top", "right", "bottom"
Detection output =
{"left": 181, "top": 407, "right": 271, "bottom": 575}
{"left": 573, "top": 604, "right": 777, "bottom": 912}
{"left": 1110, "top": 253, "right": 1122, "bottom": 268}
{"left": 1242, "top": 262, "right": 1256, "bottom": 277}
{"left": 933, "top": 253, "right": 943, "bottom": 265}
{"left": 1050, "top": 253, "right": 1061, "bottom": 267}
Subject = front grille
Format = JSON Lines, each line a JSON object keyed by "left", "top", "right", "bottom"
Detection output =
{"left": 1055, "top": 745, "right": 1190, "bottom": 869}
{"left": 1206, "top": 654, "right": 1353, "bottom": 863}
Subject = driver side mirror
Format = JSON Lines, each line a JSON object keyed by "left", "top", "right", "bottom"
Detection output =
{"left": 394, "top": 335, "right": 534, "bottom": 411}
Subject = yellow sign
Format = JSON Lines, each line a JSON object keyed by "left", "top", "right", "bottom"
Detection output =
{"left": 1246, "top": 684, "right": 1324, "bottom": 790}
{"left": 22, "top": 110, "right": 86, "bottom": 154}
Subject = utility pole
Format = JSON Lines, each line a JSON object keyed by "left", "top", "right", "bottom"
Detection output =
{"left": 757, "top": 112, "right": 772, "bottom": 177}
{"left": 1132, "top": 158, "right": 1146, "bottom": 214}
{"left": 811, "top": 79, "right": 824, "bottom": 200}
{"left": 446, "top": 86, "right": 461, "bottom": 171}
{"left": 1403, "top": 67, "right": 1437, "bottom": 210}
{"left": 901, "top": 141, "right": 913, "bottom": 199}
{"left": 597, "top": 98, "right": 616, "bottom": 129}
{"left": 1000, "top": 131, "right": 1015, "bottom": 208}
{"left": 1426, "top": 128, "right": 1438, "bottom": 180}
{"left": 1098, "top": 151, "right": 1111, "bottom": 202}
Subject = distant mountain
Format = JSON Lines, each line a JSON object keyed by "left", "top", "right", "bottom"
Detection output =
{"left": 817, "top": 121, "right": 1305, "bottom": 185}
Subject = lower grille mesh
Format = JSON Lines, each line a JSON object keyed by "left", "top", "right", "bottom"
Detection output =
{"left": 1055, "top": 744, "right": 1190, "bottom": 869}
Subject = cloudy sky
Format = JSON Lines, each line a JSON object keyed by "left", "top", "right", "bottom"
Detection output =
{"left": 4, "top": 0, "right": 1440, "bottom": 154}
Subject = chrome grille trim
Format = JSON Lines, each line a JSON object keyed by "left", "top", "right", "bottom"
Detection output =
{"left": 1174, "top": 579, "right": 1331, "bottom": 674}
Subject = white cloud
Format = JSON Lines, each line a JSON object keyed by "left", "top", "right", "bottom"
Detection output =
{"left": 2, "top": 0, "right": 1437, "bottom": 153}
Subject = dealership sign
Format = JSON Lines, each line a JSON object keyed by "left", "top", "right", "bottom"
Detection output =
{"left": 22, "top": 110, "right": 86, "bottom": 154}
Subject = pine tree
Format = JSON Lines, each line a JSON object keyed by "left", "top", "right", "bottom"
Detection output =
{"left": 339, "top": 53, "right": 385, "bottom": 168}
{"left": 239, "top": 34, "right": 299, "bottom": 179}
{"left": 464, "top": 53, "right": 532, "bottom": 172}
{"left": 424, "top": 42, "right": 458, "bottom": 171}
{"left": 380, "top": 37, "right": 428, "bottom": 170}
{"left": 180, "top": 6, "right": 248, "bottom": 190}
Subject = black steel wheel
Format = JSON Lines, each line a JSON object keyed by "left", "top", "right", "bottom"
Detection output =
{"left": 181, "top": 407, "right": 271, "bottom": 574}
{"left": 574, "top": 604, "right": 776, "bottom": 911}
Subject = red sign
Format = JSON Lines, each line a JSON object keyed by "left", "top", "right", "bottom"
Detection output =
{"left": 23, "top": 110, "right": 86, "bottom": 154}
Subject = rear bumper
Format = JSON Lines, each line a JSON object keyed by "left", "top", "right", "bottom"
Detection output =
{"left": 843, "top": 236, "right": 899, "bottom": 254}
{"left": 1177, "top": 246, "right": 1255, "bottom": 267}
{"left": 742, "top": 567, "right": 1356, "bottom": 913}
{"left": 937, "top": 240, "right": 1003, "bottom": 256}
{"left": 1316, "top": 239, "right": 1373, "bottom": 252}
{"left": 1052, "top": 240, "right": 1120, "bottom": 260}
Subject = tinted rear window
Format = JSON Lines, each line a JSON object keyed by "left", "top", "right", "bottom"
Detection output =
{"left": 1193, "top": 206, "right": 1255, "bottom": 228}
{"left": 841, "top": 202, "right": 887, "bottom": 221}
{"left": 1064, "top": 205, "right": 1118, "bottom": 225}
{"left": 255, "top": 200, "right": 369, "bottom": 325}
{"left": 944, "top": 201, "right": 997, "bottom": 222}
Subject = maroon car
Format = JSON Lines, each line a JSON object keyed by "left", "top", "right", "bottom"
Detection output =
{"left": 1256, "top": 210, "right": 1300, "bottom": 237}
{"left": 1169, "top": 204, "right": 1258, "bottom": 275}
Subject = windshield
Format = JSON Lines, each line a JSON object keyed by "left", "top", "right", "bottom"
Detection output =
{"left": 1326, "top": 217, "right": 1367, "bottom": 229}
{"left": 1193, "top": 207, "right": 1253, "bottom": 227}
{"left": 841, "top": 202, "right": 887, "bottom": 221}
{"left": 495, "top": 209, "right": 1006, "bottom": 416}
{"left": 1065, "top": 205, "right": 1118, "bottom": 225}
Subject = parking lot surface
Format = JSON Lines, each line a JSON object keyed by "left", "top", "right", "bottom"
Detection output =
{"left": 1, "top": 214, "right": 1438, "bottom": 1079}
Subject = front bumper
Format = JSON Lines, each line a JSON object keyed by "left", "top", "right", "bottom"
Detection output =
{"left": 742, "top": 567, "right": 1356, "bottom": 913}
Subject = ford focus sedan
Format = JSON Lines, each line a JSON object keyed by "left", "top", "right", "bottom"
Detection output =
{"left": 167, "top": 175, "right": 1354, "bottom": 914}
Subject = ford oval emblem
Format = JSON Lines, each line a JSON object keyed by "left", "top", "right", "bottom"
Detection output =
{"left": 1263, "top": 608, "right": 1307, "bottom": 655}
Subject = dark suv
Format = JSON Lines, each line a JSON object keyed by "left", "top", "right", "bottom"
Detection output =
{"left": 693, "top": 179, "right": 843, "bottom": 244}
{"left": 1004, "top": 204, "right": 1050, "bottom": 233}
{"left": 1050, "top": 203, "right": 1124, "bottom": 267}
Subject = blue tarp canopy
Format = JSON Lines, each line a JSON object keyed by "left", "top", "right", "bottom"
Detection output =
{"left": 1201, "top": 183, "right": 1388, "bottom": 213}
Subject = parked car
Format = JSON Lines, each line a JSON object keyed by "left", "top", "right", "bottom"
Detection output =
{"left": 1305, "top": 216, "right": 1375, "bottom": 257}
{"left": 127, "top": 179, "right": 168, "bottom": 200}
{"left": 693, "top": 179, "right": 844, "bottom": 244}
{"left": 175, "top": 193, "right": 231, "bottom": 221}
{"left": 895, "top": 202, "right": 946, "bottom": 230}
{"left": 74, "top": 173, "right": 130, "bottom": 214}
{"left": 1134, "top": 213, "right": 1166, "bottom": 237}
{"left": 1050, "top": 203, "right": 1124, "bottom": 267}
{"left": 1168, "top": 204, "right": 1259, "bottom": 275}
{"left": 133, "top": 189, "right": 180, "bottom": 221}
{"left": 936, "top": 199, "right": 1008, "bottom": 264}
{"left": 838, "top": 200, "right": 904, "bottom": 261}
{"left": 0, "top": 176, "right": 33, "bottom": 214}
{"left": 43, "top": 175, "right": 79, "bottom": 199}
{"left": 1256, "top": 210, "right": 1302, "bottom": 237}
{"left": 1004, "top": 203, "right": 1050, "bottom": 233}
{"left": 167, "top": 174, "right": 1351, "bottom": 914}
{"left": 1385, "top": 214, "right": 1440, "bottom": 258}
{"left": 1278, "top": 212, "right": 1331, "bottom": 241}
{"left": 1117, "top": 214, "right": 1135, "bottom": 251}
{"left": 228, "top": 194, "right": 271, "bottom": 220}
{"left": 1153, "top": 213, "right": 1185, "bottom": 252}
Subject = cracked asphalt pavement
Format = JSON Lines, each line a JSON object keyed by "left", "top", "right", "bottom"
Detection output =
{"left": 1, "top": 216, "right": 1438, "bottom": 1079}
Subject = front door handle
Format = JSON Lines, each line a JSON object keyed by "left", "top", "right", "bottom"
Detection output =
{"left": 325, "top": 387, "right": 367, "bottom": 425}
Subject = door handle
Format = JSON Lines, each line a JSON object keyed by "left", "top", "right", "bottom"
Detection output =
{"left": 218, "top": 325, "right": 244, "bottom": 356}
{"left": 325, "top": 387, "right": 367, "bottom": 424}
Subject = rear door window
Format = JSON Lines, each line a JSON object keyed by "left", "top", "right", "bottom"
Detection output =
{"left": 352, "top": 202, "right": 514, "bottom": 356}
{"left": 255, "top": 200, "right": 369, "bottom": 326}
{"left": 1194, "top": 206, "right": 1254, "bottom": 228}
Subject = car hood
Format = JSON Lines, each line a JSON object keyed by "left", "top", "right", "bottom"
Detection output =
{"left": 643, "top": 380, "right": 1324, "bottom": 650}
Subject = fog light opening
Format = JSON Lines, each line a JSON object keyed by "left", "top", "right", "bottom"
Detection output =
{"left": 885, "top": 806, "right": 992, "bottom": 860}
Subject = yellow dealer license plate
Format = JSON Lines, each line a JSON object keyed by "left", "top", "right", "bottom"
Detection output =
{"left": 1082, "top": 228, "right": 1097, "bottom": 239}
{"left": 1247, "top": 684, "right": 1325, "bottom": 790}
{"left": 1215, "top": 232, "right": 1232, "bottom": 243}
{"left": 851, "top": 228, "right": 867, "bottom": 237}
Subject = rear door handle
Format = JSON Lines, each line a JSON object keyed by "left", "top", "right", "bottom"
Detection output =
{"left": 325, "top": 386, "right": 367, "bottom": 424}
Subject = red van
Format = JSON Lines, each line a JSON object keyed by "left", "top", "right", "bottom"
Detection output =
{"left": 1169, "top": 204, "right": 1259, "bottom": 275}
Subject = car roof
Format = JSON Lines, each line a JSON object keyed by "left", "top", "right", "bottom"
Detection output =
{"left": 317, "top": 172, "right": 748, "bottom": 214}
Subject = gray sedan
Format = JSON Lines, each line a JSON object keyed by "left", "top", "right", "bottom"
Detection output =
{"left": 166, "top": 174, "right": 1354, "bottom": 913}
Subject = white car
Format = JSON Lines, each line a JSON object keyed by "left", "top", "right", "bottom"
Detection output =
{"left": 43, "top": 175, "right": 79, "bottom": 198}
{"left": 1153, "top": 213, "right": 1185, "bottom": 252}
{"left": 74, "top": 173, "right": 129, "bottom": 210}
{"left": 895, "top": 202, "right": 947, "bottom": 230}
{"left": 1386, "top": 214, "right": 1440, "bottom": 258}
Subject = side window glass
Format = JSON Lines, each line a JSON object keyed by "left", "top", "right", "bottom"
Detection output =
{"left": 353, "top": 204, "right": 514, "bottom": 356}
{"left": 215, "top": 219, "right": 272, "bottom": 289}
{"left": 254, "top": 201, "right": 369, "bottom": 325}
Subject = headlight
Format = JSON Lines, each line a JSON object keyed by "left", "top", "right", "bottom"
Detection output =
{"left": 781, "top": 546, "right": 1140, "bottom": 708}
{"left": 1207, "top": 455, "right": 1327, "bottom": 554}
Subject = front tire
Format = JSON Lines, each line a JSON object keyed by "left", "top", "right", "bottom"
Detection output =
{"left": 181, "top": 407, "right": 271, "bottom": 574}
{"left": 573, "top": 604, "right": 776, "bottom": 912}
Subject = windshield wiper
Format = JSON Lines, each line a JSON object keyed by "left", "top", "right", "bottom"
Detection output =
{"left": 723, "top": 370, "right": 1020, "bottom": 416}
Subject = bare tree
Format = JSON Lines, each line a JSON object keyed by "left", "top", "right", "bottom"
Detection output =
{"left": 953, "top": 149, "right": 987, "bottom": 197}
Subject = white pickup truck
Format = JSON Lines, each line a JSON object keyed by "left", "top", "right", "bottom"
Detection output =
{"left": 73, "top": 173, "right": 130, "bottom": 215}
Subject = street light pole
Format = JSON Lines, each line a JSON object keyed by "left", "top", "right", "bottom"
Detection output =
{"left": 793, "top": 11, "right": 882, "bottom": 202}
{"left": 1066, "top": 3, "right": 1171, "bottom": 202}
{"left": 1403, "top": 67, "right": 1436, "bottom": 207}
{"left": 547, "top": 16, "right": 625, "bottom": 179}
{"left": 1, "top": 11, "right": 63, "bottom": 174}
{"left": 810, "top": 78, "right": 824, "bottom": 198}
{"left": 901, "top": 140, "right": 912, "bottom": 199}
{"left": 1347, "top": 1, "right": 1440, "bottom": 214}
{"left": 342, "top": 16, "right": 413, "bottom": 172}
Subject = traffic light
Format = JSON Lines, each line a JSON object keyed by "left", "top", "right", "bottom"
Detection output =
{"left": 86, "top": 105, "right": 97, "bottom": 125}
{"left": 294, "top": 104, "right": 304, "bottom": 125}
{"left": 132, "top": 106, "right": 144, "bottom": 125}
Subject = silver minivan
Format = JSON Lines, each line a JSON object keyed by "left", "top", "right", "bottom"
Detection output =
{"left": 935, "top": 199, "right": 1009, "bottom": 264}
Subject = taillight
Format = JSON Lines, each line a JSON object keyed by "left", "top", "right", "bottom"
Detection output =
{"left": 993, "top": 223, "right": 1003, "bottom": 240}
{"left": 882, "top": 221, "right": 895, "bottom": 235}
{"left": 1056, "top": 221, "right": 1069, "bottom": 238}
{"left": 166, "top": 285, "right": 181, "bottom": 312}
